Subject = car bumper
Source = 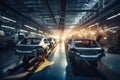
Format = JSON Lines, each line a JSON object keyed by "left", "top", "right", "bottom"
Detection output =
{"left": 70, "top": 53, "right": 105, "bottom": 61}
{"left": 15, "top": 49, "right": 43, "bottom": 56}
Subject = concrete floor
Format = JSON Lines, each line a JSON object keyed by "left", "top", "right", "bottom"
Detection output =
{"left": 0, "top": 42, "right": 120, "bottom": 80}
{"left": 102, "top": 53, "right": 120, "bottom": 75}
{"left": 30, "top": 42, "right": 102, "bottom": 80}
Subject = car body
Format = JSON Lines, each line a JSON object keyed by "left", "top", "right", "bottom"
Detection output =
{"left": 68, "top": 38, "right": 105, "bottom": 67}
{"left": 47, "top": 37, "right": 56, "bottom": 48}
{"left": 15, "top": 37, "right": 50, "bottom": 62}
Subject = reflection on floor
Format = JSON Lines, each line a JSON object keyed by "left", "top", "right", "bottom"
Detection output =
{"left": 102, "top": 53, "right": 120, "bottom": 75}
{"left": 30, "top": 42, "right": 102, "bottom": 80}
{"left": 30, "top": 42, "right": 67, "bottom": 80}
{"left": 35, "top": 59, "right": 54, "bottom": 73}
{"left": 0, "top": 42, "right": 120, "bottom": 80}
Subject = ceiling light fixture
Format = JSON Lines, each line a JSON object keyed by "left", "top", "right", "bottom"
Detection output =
{"left": 1, "top": 25, "right": 15, "bottom": 30}
{"left": 39, "top": 30, "right": 43, "bottom": 33}
{"left": 1, "top": 16, "right": 16, "bottom": 23}
{"left": 24, "top": 25, "right": 37, "bottom": 31}
{"left": 30, "top": 32, "right": 37, "bottom": 35}
{"left": 19, "top": 29, "right": 28, "bottom": 33}
{"left": 107, "top": 13, "right": 120, "bottom": 20}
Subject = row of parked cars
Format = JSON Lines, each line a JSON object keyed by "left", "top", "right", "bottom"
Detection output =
{"left": 66, "top": 38, "right": 105, "bottom": 67}
{"left": 15, "top": 37, "right": 56, "bottom": 63}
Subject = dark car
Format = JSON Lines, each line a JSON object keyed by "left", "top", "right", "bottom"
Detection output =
{"left": 15, "top": 37, "right": 50, "bottom": 62}
{"left": 68, "top": 38, "right": 105, "bottom": 67}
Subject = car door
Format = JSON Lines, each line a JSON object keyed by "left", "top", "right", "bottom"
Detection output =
{"left": 43, "top": 39, "right": 50, "bottom": 49}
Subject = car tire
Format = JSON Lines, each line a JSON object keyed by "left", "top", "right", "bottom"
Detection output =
{"left": 69, "top": 56, "right": 76, "bottom": 67}
{"left": 22, "top": 56, "right": 29, "bottom": 63}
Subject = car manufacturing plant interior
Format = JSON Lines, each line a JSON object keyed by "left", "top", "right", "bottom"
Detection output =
{"left": 0, "top": 0, "right": 120, "bottom": 80}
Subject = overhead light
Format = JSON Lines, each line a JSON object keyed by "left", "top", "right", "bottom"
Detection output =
{"left": 107, "top": 13, "right": 120, "bottom": 20}
{"left": 19, "top": 29, "right": 28, "bottom": 32}
{"left": 1, "top": 16, "right": 16, "bottom": 23}
{"left": 1, "top": 25, "right": 15, "bottom": 30}
{"left": 39, "top": 30, "right": 43, "bottom": 33}
{"left": 30, "top": 32, "right": 37, "bottom": 35}
{"left": 24, "top": 25, "right": 37, "bottom": 31}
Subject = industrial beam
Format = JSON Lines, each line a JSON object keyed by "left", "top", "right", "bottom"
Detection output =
{"left": 0, "top": 0, "right": 50, "bottom": 33}
{"left": 44, "top": 0, "right": 58, "bottom": 29}
{"left": 72, "top": 0, "right": 120, "bottom": 31}
{"left": 59, "top": 0, "right": 66, "bottom": 32}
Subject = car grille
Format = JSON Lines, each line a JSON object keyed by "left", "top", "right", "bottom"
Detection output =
{"left": 77, "top": 50, "right": 99, "bottom": 55}
{"left": 17, "top": 45, "right": 37, "bottom": 51}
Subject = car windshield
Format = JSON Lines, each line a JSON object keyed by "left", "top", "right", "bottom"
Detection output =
{"left": 47, "top": 38, "right": 52, "bottom": 42}
{"left": 74, "top": 39, "right": 99, "bottom": 48}
{"left": 20, "top": 38, "right": 41, "bottom": 45}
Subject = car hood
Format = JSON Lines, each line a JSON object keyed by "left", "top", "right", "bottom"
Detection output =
{"left": 16, "top": 44, "right": 39, "bottom": 51}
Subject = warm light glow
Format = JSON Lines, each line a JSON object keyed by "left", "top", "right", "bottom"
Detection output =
{"left": 91, "top": 32, "right": 96, "bottom": 35}
{"left": 35, "top": 58, "right": 54, "bottom": 73}
{"left": 99, "top": 30, "right": 104, "bottom": 33}
{"left": 104, "top": 37, "right": 107, "bottom": 40}
{"left": 5, "top": 72, "right": 29, "bottom": 79}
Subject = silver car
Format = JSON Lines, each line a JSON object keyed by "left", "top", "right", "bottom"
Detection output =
{"left": 68, "top": 38, "right": 105, "bottom": 67}
{"left": 15, "top": 37, "right": 50, "bottom": 62}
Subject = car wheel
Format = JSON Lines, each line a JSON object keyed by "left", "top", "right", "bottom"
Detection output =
{"left": 22, "top": 56, "right": 29, "bottom": 63}
{"left": 69, "top": 56, "right": 76, "bottom": 67}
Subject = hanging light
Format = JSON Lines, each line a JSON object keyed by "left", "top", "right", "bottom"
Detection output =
{"left": 1, "top": 25, "right": 15, "bottom": 30}
{"left": 24, "top": 25, "right": 37, "bottom": 31}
